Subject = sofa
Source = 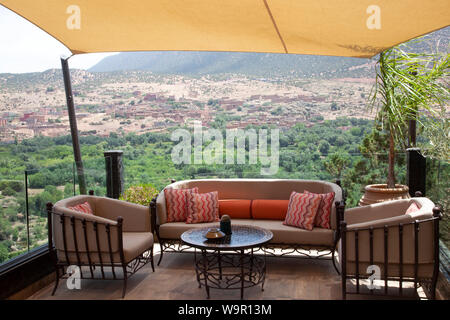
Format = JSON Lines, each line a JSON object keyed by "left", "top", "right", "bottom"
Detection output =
{"left": 338, "top": 197, "right": 442, "bottom": 299}
{"left": 152, "top": 179, "right": 345, "bottom": 267}
{"left": 47, "top": 193, "right": 155, "bottom": 298}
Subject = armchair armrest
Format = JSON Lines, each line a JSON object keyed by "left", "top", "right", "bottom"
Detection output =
{"left": 346, "top": 214, "right": 414, "bottom": 230}
{"left": 344, "top": 199, "right": 411, "bottom": 225}
{"left": 95, "top": 197, "right": 151, "bottom": 232}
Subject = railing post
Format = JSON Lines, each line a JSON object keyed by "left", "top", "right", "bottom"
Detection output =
{"left": 61, "top": 56, "right": 87, "bottom": 195}
{"left": 340, "top": 221, "right": 347, "bottom": 300}
{"left": 46, "top": 202, "right": 53, "bottom": 252}
{"left": 406, "top": 147, "right": 426, "bottom": 197}
{"left": 104, "top": 150, "right": 124, "bottom": 199}
{"left": 25, "top": 170, "right": 30, "bottom": 252}
{"left": 150, "top": 197, "right": 157, "bottom": 234}
{"left": 431, "top": 206, "right": 442, "bottom": 300}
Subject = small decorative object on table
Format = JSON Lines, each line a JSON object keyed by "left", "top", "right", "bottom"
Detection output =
{"left": 220, "top": 214, "right": 232, "bottom": 235}
{"left": 205, "top": 228, "right": 225, "bottom": 240}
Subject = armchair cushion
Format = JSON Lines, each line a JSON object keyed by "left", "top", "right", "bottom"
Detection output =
{"left": 95, "top": 197, "right": 151, "bottom": 232}
{"left": 122, "top": 232, "right": 154, "bottom": 263}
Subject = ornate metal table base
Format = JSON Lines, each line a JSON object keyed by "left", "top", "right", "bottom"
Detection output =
{"left": 195, "top": 249, "right": 266, "bottom": 299}
{"left": 181, "top": 225, "right": 273, "bottom": 300}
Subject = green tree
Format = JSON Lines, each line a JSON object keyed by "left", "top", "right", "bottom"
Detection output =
{"left": 318, "top": 140, "right": 330, "bottom": 155}
{"left": 369, "top": 43, "right": 449, "bottom": 187}
{"left": 323, "top": 152, "right": 350, "bottom": 179}
{"left": 0, "top": 244, "right": 8, "bottom": 263}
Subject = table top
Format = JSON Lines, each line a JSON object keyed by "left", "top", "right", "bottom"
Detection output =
{"left": 181, "top": 225, "right": 273, "bottom": 251}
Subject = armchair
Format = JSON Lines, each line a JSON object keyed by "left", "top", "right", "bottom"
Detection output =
{"left": 337, "top": 197, "right": 442, "bottom": 299}
{"left": 46, "top": 192, "right": 154, "bottom": 298}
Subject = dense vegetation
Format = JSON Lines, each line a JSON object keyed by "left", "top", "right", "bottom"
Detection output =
{"left": 0, "top": 117, "right": 447, "bottom": 263}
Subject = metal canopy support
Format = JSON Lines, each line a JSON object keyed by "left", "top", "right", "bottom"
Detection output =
{"left": 61, "top": 57, "right": 87, "bottom": 195}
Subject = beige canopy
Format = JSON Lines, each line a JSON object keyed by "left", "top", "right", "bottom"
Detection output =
{"left": 1, "top": 0, "right": 449, "bottom": 58}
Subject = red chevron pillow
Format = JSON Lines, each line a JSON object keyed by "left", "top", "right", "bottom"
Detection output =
{"left": 304, "top": 190, "right": 335, "bottom": 229}
{"left": 186, "top": 191, "right": 220, "bottom": 224}
{"left": 283, "top": 191, "right": 322, "bottom": 231}
{"left": 164, "top": 187, "right": 199, "bottom": 222}
{"left": 69, "top": 202, "right": 93, "bottom": 215}
{"left": 405, "top": 202, "right": 420, "bottom": 215}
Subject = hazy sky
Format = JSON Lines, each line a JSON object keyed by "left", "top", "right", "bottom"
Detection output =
{"left": 0, "top": 6, "right": 117, "bottom": 73}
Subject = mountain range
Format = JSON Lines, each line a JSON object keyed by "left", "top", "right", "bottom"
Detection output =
{"left": 89, "top": 27, "right": 449, "bottom": 78}
{"left": 89, "top": 51, "right": 373, "bottom": 78}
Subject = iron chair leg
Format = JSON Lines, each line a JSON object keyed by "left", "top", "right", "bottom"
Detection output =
{"left": 51, "top": 266, "right": 60, "bottom": 296}
{"left": 122, "top": 266, "right": 128, "bottom": 298}
{"left": 157, "top": 241, "right": 165, "bottom": 266}
{"left": 331, "top": 243, "right": 340, "bottom": 275}
{"left": 150, "top": 247, "right": 155, "bottom": 272}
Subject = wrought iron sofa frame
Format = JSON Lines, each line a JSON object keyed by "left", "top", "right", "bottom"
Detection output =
{"left": 339, "top": 205, "right": 442, "bottom": 300}
{"left": 46, "top": 191, "right": 155, "bottom": 298}
{"left": 150, "top": 179, "right": 346, "bottom": 274}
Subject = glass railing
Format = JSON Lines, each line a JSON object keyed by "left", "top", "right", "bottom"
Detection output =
{"left": 2, "top": 150, "right": 444, "bottom": 266}
{"left": 73, "top": 157, "right": 110, "bottom": 197}
{"left": 0, "top": 158, "right": 108, "bottom": 266}
{"left": 0, "top": 177, "right": 27, "bottom": 263}
{"left": 426, "top": 157, "right": 449, "bottom": 248}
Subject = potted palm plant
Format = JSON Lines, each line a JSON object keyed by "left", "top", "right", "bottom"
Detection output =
{"left": 359, "top": 42, "right": 449, "bottom": 206}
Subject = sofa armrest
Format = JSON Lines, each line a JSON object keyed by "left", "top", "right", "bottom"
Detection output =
{"left": 344, "top": 199, "right": 411, "bottom": 225}
{"left": 95, "top": 197, "right": 151, "bottom": 232}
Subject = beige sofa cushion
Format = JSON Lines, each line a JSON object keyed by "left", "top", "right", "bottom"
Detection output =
{"left": 159, "top": 219, "right": 253, "bottom": 239}
{"left": 156, "top": 179, "right": 342, "bottom": 229}
{"left": 252, "top": 220, "right": 334, "bottom": 246}
{"left": 159, "top": 218, "right": 334, "bottom": 246}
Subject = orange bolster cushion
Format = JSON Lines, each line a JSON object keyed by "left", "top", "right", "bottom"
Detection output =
{"left": 252, "top": 200, "right": 290, "bottom": 220}
{"left": 219, "top": 200, "right": 252, "bottom": 219}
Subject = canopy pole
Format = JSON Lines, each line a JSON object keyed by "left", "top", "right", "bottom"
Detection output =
{"left": 61, "top": 56, "right": 87, "bottom": 195}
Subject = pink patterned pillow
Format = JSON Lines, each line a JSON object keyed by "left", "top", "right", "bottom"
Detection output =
{"left": 164, "top": 187, "right": 199, "bottom": 222}
{"left": 283, "top": 191, "right": 322, "bottom": 231}
{"left": 405, "top": 202, "right": 420, "bottom": 215}
{"left": 186, "top": 191, "right": 220, "bottom": 224}
{"left": 69, "top": 202, "right": 93, "bottom": 215}
{"left": 305, "top": 190, "right": 335, "bottom": 229}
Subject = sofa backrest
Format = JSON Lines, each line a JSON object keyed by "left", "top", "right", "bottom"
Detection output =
{"left": 156, "top": 179, "right": 343, "bottom": 229}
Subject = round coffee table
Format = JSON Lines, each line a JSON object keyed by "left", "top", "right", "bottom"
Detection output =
{"left": 181, "top": 225, "right": 273, "bottom": 299}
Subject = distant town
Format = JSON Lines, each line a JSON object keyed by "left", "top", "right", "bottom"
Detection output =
{"left": 0, "top": 70, "right": 376, "bottom": 142}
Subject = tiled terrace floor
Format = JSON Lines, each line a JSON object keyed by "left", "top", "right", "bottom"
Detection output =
{"left": 28, "top": 249, "right": 422, "bottom": 300}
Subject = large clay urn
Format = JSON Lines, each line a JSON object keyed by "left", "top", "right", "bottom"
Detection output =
{"left": 359, "top": 184, "right": 410, "bottom": 206}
